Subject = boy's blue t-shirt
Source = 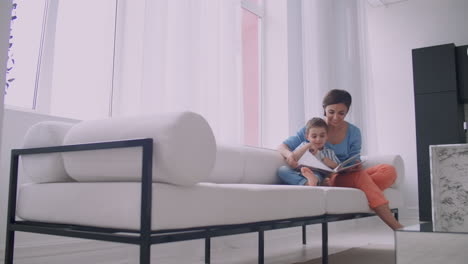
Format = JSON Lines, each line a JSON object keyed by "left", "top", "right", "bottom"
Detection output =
{"left": 283, "top": 122, "right": 362, "bottom": 163}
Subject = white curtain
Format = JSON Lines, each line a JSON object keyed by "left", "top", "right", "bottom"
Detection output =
{"left": 301, "top": 0, "right": 367, "bottom": 153}
{"left": 301, "top": 0, "right": 334, "bottom": 120}
{"left": 138, "top": 0, "right": 243, "bottom": 144}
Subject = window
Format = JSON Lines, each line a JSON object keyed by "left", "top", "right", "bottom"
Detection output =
{"left": 6, "top": 0, "right": 264, "bottom": 142}
{"left": 48, "top": 0, "right": 117, "bottom": 120}
{"left": 5, "top": 0, "right": 47, "bottom": 109}
{"left": 5, "top": 0, "right": 118, "bottom": 120}
{"left": 241, "top": 0, "right": 263, "bottom": 147}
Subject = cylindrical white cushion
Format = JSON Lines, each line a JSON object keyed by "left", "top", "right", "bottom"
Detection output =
{"left": 362, "top": 154, "right": 405, "bottom": 188}
{"left": 62, "top": 112, "right": 216, "bottom": 186}
{"left": 22, "top": 121, "right": 75, "bottom": 183}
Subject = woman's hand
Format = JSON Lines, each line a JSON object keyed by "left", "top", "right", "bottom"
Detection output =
{"left": 337, "top": 163, "right": 362, "bottom": 174}
{"left": 349, "top": 163, "right": 363, "bottom": 171}
{"left": 286, "top": 153, "right": 299, "bottom": 169}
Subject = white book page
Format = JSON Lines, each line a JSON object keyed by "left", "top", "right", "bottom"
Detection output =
{"left": 297, "top": 151, "right": 332, "bottom": 172}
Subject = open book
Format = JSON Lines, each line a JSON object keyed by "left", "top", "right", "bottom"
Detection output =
{"left": 297, "top": 152, "right": 364, "bottom": 176}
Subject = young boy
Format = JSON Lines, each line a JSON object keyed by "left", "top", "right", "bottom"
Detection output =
{"left": 277, "top": 118, "right": 340, "bottom": 186}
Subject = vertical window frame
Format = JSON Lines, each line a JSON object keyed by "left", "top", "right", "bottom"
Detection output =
{"left": 241, "top": 0, "right": 264, "bottom": 147}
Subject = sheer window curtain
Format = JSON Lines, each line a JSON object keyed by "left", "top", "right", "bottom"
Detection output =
{"left": 301, "top": 0, "right": 368, "bottom": 153}
{"left": 136, "top": 0, "right": 243, "bottom": 144}
{"left": 301, "top": 0, "right": 333, "bottom": 120}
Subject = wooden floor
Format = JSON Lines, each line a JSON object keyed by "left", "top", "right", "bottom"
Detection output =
{"left": 1, "top": 217, "right": 418, "bottom": 264}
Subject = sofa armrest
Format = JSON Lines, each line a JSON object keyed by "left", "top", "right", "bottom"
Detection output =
{"left": 362, "top": 154, "right": 405, "bottom": 188}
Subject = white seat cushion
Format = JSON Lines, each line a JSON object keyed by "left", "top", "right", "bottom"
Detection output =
{"left": 17, "top": 183, "right": 326, "bottom": 230}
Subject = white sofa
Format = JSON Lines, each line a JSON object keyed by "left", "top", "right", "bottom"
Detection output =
{"left": 4, "top": 112, "right": 404, "bottom": 264}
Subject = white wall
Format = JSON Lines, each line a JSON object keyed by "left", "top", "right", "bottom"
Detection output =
{"left": 0, "top": 109, "right": 78, "bottom": 248}
{"left": 362, "top": 0, "right": 468, "bottom": 217}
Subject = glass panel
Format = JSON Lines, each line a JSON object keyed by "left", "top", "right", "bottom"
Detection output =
{"left": 242, "top": 8, "right": 261, "bottom": 146}
{"left": 49, "top": 0, "right": 116, "bottom": 120}
{"left": 5, "top": 0, "right": 47, "bottom": 109}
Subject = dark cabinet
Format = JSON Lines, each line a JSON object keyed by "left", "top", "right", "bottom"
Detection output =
{"left": 413, "top": 44, "right": 457, "bottom": 94}
{"left": 412, "top": 43, "right": 466, "bottom": 222}
{"left": 456, "top": 45, "right": 468, "bottom": 102}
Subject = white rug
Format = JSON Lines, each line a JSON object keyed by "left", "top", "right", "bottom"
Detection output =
{"left": 293, "top": 244, "right": 394, "bottom": 264}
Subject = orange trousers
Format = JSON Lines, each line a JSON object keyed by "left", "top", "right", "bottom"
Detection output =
{"left": 329, "top": 164, "right": 397, "bottom": 209}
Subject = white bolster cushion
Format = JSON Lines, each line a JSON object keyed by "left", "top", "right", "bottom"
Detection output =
{"left": 362, "top": 154, "right": 405, "bottom": 188}
{"left": 62, "top": 112, "right": 216, "bottom": 186}
{"left": 22, "top": 121, "right": 75, "bottom": 183}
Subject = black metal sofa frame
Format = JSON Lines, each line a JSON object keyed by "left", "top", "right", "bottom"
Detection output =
{"left": 4, "top": 138, "right": 398, "bottom": 264}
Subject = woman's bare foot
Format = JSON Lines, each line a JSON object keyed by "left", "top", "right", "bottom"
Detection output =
{"left": 300, "top": 167, "right": 318, "bottom": 186}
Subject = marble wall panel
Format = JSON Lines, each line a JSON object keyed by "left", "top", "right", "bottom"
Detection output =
{"left": 431, "top": 144, "right": 468, "bottom": 232}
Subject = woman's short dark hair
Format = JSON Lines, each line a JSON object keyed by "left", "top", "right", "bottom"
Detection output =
{"left": 322, "top": 89, "right": 352, "bottom": 114}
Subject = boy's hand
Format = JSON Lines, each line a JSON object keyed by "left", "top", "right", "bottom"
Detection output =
{"left": 322, "top": 157, "right": 339, "bottom": 169}
{"left": 309, "top": 144, "right": 319, "bottom": 155}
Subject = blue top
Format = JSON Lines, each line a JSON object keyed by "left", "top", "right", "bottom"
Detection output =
{"left": 283, "top": 122, "right": 362, "bottom": 163}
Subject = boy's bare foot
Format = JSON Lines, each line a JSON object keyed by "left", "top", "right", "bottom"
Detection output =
{"left": 300, "top": 167, "right": 318, "bottom": 186}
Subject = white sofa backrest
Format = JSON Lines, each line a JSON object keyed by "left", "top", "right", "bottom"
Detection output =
{"left": 362, "top": 154, "right": 405, "bottom": 188}
{"left": 208, "top": 147, "right": 405, "bottom": 188}
{"left": 207, "top": 145, "right": 286, "bottom": 184}
{"left": 21, "top": 121, "right": 75, "bottom": 183}
{"left": 20, "top": 114, "right": 405, "bottom": 189}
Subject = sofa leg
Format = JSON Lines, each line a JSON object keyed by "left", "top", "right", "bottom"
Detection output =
{"left": 302, "top": 225, "right": 307, "bottom": 245}
{"left": 4, "top": 229, "right": 15, "bottom": 264}
{"left": 394, "top": 209, "right": 399, "bottom": 221}
{"left": 140, "top": 243, "right": 151, "bottom": 264}
{"left": 205, "top": 237, "right": 211, "bottom": 264}
{"left": 258, "top": 230, "right": 264, "bottom": 264}
{"left": 322, "top": 222, "right": 328, "bottom": 264}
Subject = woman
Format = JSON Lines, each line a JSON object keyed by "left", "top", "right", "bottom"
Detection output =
{"left": 277, "top": 89, "right": 403, "bottom": 230}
